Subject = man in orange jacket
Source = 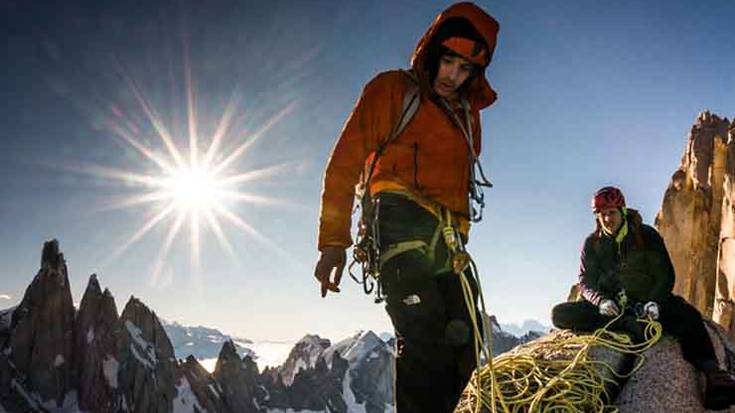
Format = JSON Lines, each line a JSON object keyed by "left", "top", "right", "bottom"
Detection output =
{"left": 314, "top": 3, "right": 499, "bottom": 411}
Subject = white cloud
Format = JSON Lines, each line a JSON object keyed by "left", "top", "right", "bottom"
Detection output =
{"left": 0, "top": 294, "right": 11, "bottom": 300}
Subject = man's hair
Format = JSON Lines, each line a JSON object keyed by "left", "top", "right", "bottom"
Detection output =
{"left": 424, "top": 17, "right": 488, "bottom": 89}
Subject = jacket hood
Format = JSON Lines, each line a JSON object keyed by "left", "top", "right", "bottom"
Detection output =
{"left": 411, "top": 2, "right": 499, "bottom": 110}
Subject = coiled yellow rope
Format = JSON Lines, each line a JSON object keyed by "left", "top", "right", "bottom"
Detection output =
{"left": 455, "top": 268, "right": 663, "bottom": 413}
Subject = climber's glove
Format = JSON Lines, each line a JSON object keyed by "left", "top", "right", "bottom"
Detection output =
{"left": 642, "top": 301, "right": 660, "bottom": 320}
{"left": 599, "top": 299, "right": 621, "bottom": 317}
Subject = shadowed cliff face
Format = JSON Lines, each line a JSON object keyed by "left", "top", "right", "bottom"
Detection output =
{"left": 75, "top": 274, "right": 120, "bottom": 413}
{"left": 716, "top": 121, "right": 735, "bottom": 339}
{"left": 7, "top": 240, "right": 76, "bottom": 407}
{"left": 656, "top": 112, "right": 735, "bottom": 340}
{"left": 115, "top": 297, "right": 179, "bottom": 413}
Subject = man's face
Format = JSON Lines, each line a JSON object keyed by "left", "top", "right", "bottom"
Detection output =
{"left": 433, "top": 53, "right": 474, "bottom": 100}
{"left": 597, "top": 208, "right": 623, "bottom": 234}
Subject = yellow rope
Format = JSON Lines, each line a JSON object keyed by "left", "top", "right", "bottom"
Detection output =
{"left": 443, "top": 206, "right": 503, "bottom": 413}
{"left": 458, "top": 266, "right": 508, "bottom": 413}
{"left": 454, "top": 305, "right": 663, "bottom": 413}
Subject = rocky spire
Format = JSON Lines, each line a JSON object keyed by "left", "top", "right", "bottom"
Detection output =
{"left": 213, "top": 340, "right": 262, "bottom": 413}
{"left": 7, "top": 239, "right": 76, "bottom": 406}
{"left": 714, "top": 119, "right": 735, "bottom": 340}
{"left": 74, "top": 274, "right": 121, "bottom": 413}
{"left": 115, "top": 297, "right": 177, "bottom": 413}
{"left": 656, "top": 112, "right": 733, "bottom": 332}
{"left": 177, "top": 355, "right": 231, "bottom": 413}
{"left": 320, "top": 331, "right": 392, "bottom": 413}
{"left": 286, "top": 355, "right": 348, "bottom": 413}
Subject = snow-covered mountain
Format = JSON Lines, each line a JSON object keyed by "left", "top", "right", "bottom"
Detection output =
{"left": 322, "top": 331, "right": 393, "bottom": 413}
{"left": 274, "top": 334, "right": 330, "bottom": 386}
{"left": 260, "top": 330, "right": 393, "bottom": 413}
{"left": 499, "top": 319, "right": 551, "bottom": 337}
{"left": 162, "top": 321, "right": 294, "bottom": 373}
{"left": 162, "top": 320, "right": 253, "bottom": 361}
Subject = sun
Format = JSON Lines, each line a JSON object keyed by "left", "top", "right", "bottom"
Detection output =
{"left": 165, "top": 166, "right": 220, "bottom": 212}
{"left": 70, "top": 60, "right": 298, "bottom": 282}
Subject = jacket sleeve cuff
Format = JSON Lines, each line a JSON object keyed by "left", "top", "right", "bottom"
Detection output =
{"left": 579, "top": 283, "right": 604, "bottom": 306}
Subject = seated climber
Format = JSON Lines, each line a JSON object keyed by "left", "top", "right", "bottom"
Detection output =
{"left": 551, "top": 186, "right": 735, "bottom": 411}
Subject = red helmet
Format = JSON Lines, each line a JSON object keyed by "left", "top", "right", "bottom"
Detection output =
{"left": 591, "top": 186, "right": 626, "bottom": 213}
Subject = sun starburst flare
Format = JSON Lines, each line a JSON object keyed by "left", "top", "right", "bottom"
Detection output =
{"left": 71, "top": 59, "right": 299, "bottom": 284}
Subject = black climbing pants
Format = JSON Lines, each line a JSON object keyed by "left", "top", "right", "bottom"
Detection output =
{"left": 551, "top": 295, "right": 717, "bottom": 371}
{"left": 376, "top": 193, "right": 481, "bottom": 413}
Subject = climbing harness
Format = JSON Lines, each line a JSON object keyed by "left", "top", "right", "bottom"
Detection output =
{"left": 349, "top": 70, "right": 421, "bottom": 302}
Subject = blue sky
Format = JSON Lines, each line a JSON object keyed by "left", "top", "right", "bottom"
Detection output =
{"left": 2, "top": 0, "right": 734, "bottom": 341}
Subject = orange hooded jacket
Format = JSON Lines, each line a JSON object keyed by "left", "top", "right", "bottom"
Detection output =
{"left": 318, "top": 2, "right": 499, "bottom": 251}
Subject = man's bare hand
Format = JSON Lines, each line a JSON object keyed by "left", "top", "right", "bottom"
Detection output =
{"left": 314, "top": 246, "right": 346, "bottom": 297}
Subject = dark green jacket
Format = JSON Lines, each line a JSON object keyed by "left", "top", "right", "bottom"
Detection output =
{"left": 577, "top": 209, "right": 675, "bottom": 305}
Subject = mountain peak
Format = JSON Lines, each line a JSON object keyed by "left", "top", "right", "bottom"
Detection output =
{"left": 40, "top": 239, "right": 62, "bottom": 270}
{"left": 295, "top": 333, "right": 330, "bottom": 347}
{"left": 4, "top": 240, "right": 76, "bottom": 407}
{"left": 84, "top": 274, "right": 102, "bottom": 296}
{"left": 275, "top": 334, "right": 331, "bottom": 386}
{"left": 218, "top": 339, "right": 238, "bottom": 360}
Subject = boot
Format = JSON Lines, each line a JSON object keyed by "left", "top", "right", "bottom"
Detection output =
{"left": 703, "top": 369, "right": 735, "bottom": 411}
